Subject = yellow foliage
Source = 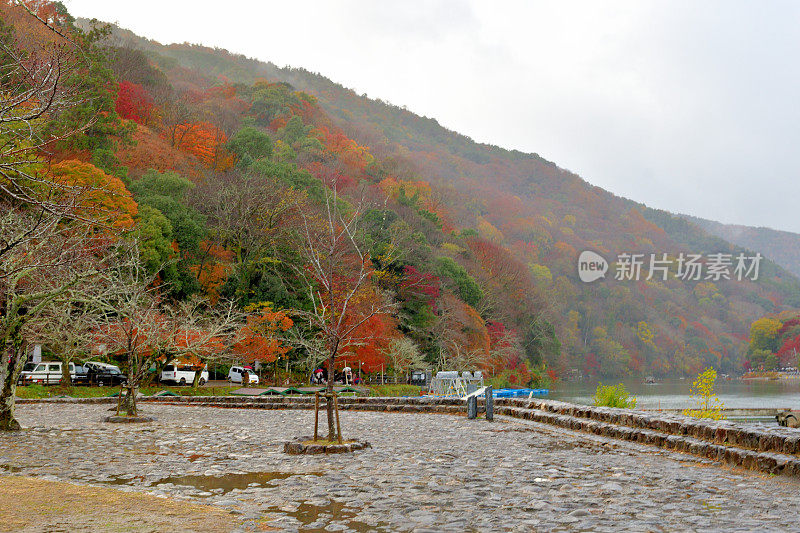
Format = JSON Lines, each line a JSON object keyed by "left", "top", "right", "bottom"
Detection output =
{"left": 476, "top": 216, "right": 504, "bottom": 243}
{"left": 683, "top": 367, "right": 724, "bottom": 420}
{"left": 636, "top": 321, "right": 655, "bottom": 348}
{"left": 442, "top": 242, "right": 467, "bottom": 255}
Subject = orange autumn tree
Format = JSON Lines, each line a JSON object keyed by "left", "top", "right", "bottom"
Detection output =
{"left": 170, "top": 122, "right": 233, "bottom": 171}
{"left": 50, "top": 160, "right": 138, "bottom": 230}
{"left": 191, "top": 240, "right": 235, "bottom": 304}
{"left": 338, "top": 288, "right": 398, "bottom": 373}
{"left": 233, "top": 303, "right": 294, "bottom": 372}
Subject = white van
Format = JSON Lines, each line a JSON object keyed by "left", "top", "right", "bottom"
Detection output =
{"left": 18, "top": 362, "right": 77, "bottom": 385}
{"left": 160, "top": 362, "right": 209, "bottom": 386}
{"left": 228, "top": 365, "right": 259, "bottom": 385}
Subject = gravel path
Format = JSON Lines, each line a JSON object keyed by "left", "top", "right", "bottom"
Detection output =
{"left": 1, "top": 403, "right": 799, "bottom": 532}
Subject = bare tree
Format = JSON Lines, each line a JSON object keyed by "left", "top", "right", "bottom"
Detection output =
{"left": 92, "top": 248, "right": 171, "bottom": 417}
{"left": 294, "top": 187, "right": 395, "bottom": 440}
{"left": 95, "top": 248, "right": 244, "bottom": 415}
{"left": 0, "top": 210, "right": 107, "bottom": 429}
{"left": 0, "top": 5, "right": 131, "bottom": 430}
{"left": 172, "top": 297, "right": 244, "bottom": 389}
{"left": 28, "top": 287, "right": 105, "bottom": 386}
{"left": 383, "top": 337, "right": 426, "bottom": 381}
{"left": 193, "top": 170, "right": 304, "bottom": 296}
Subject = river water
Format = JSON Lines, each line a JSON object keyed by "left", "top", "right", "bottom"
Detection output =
{"left": 549, "top": 377, "right": 800, "bottom": 411}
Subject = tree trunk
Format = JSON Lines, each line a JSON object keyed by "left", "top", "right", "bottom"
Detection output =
{"left": 191, "top": 367, "right": 201, "bottom": 390}
{"left": 326, "top": 354, "right": 335, "bottom": 440}
{"left": 0, "top": 341, "right": 26, "bottom": 431}
{"left": 0, "top": 376, "right": 20, "bottom": 430}
{"left": 119, "top": 384, "right": 137, "bottom": 417}
{"left": 60, "top": 358, "right": 72, "bottom": 387}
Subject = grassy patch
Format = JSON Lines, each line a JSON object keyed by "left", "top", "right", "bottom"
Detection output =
{"left": 593, "top": 382, "right": 637, "bottom": 408}
{"left": 368, "top": 384, "right": 422, "bottom": 397}
{"left": 15, "top": 384, "right": 239, "bottom": 399}
{"left": 15, "top": 385, "right": 113, "bottom": 399}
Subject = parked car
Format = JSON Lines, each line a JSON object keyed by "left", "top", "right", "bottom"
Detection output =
{"left": 160, "top": 362, "right": 209, "bottom": 386}
{"left": 18, "top": 362, "right": 80, "bottom": 385}
{"left": 84, "top": 363, "right": 127, "bottom": 386}
{"left": 84, "top": 361, "right": 117, "bottom": 373}
{"left": 228, "top": 365, "right": 259, "bottom": 385}
{"left": 72, "top": 365, "right": 89, "bottom": 385}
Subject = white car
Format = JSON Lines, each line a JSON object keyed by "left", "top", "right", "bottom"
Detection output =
{"left": 83, "top": 361, "right": 119, "bottom": 373}
{"left": 161, "top": 362, "right": 209, "bottom": 386}
{"left": 18, "top": 362, "right": 78, "bottom": 385}
{"left": 228, "top": 365, "right": 259, "bottom": 385}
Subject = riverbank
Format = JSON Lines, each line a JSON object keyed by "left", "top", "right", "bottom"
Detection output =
{"left": 550, "top": 376, "right": 800, "bottom": 410}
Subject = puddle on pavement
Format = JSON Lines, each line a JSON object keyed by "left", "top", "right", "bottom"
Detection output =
{"left": 264, "top": 500, "right": 386, "bottom": 532}
{"left": 105, "top": 471, "right": 320, "bottom": 496}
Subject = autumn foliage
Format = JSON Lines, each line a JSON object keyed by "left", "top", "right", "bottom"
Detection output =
{"left": 50, "top": 160, "right": 138, "bottom": 230}
{"left": 170, "top": 122, "right": 233, "bottom": 171}
{"left": 233, "top": 303, "right": 294, "bottom": 363}
{"left": 115, "top": 80, "right": 155, "bottom": 125}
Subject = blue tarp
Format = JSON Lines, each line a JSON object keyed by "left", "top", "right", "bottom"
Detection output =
{"left": 491, "top": 388, "right": 548, "bottom": 398}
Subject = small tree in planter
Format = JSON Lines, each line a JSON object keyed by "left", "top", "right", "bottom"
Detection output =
{"left": 294, "top": 188, "right": 395, "bottom": 441}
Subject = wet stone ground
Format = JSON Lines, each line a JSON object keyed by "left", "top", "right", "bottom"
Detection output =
{"left": 2, "top": 404, "right": 800, "bottom": 532}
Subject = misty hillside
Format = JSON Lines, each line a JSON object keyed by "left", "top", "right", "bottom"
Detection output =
{"left": 681, "top": 215, "right": 800, "bottom": 279}
{"left": 74, "top": 17, "right": 800, "bottom": 378}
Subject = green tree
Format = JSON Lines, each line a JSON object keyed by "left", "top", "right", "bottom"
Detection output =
{"left": 228, "top": 126, "right": 273, "bottom": 162}
{"left": 435, "top": 256, "right": 483, "bottom": 307}
{"left": 136, "top": 205, "right": 178, "bottom": 284}
{"left": 44, "top": 20, "right": 132, "bottom": 153}
{"left": 749, "top": 317, "right": 782, "bottom": 353}
{"left": 251, "top": 83, "right": 300, "bottom": 126}
{"left": 278, "top": 115, "right": 311, "bottom": 146}
{"left": 129, "top": 170, "right": 206, "bottom": 253}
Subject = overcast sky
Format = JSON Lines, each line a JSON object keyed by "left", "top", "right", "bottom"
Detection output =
{"left": 64, "top": 0, "right": 800, "bottom": 234}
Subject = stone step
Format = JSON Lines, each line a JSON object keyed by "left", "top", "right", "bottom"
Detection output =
{"left": 495, "top": 398, "right": 800, "bottom": 457}
{"left": 497, "top": 405, "right": 800, "bottom": 477}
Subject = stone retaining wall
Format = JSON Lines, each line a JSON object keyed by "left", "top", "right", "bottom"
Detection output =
{"left": 494, "top": 403, "right": 800, "bottom": 477}
{"left": 18, "top": 395, "right": 800, "bottom": 476}
{"left": 494, "top": 398, "right": 800, "bottom": 457}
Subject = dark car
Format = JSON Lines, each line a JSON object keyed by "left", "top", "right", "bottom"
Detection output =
{"left": 92, "top": 367, "right": 128, "bottom": 387}
{"left": 72, "top": 365, "right": 90, "bottom": 385}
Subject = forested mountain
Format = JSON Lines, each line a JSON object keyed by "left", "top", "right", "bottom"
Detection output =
{"left": 20, "top": 9, "right": 792, "bottom": 381}
{"left": 681, "top": 215, "right": 800, "bottom": 279}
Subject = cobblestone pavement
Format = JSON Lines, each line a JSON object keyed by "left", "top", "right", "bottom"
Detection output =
{"left": 2, "top": 403, "right": 800, "bottom": 532}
